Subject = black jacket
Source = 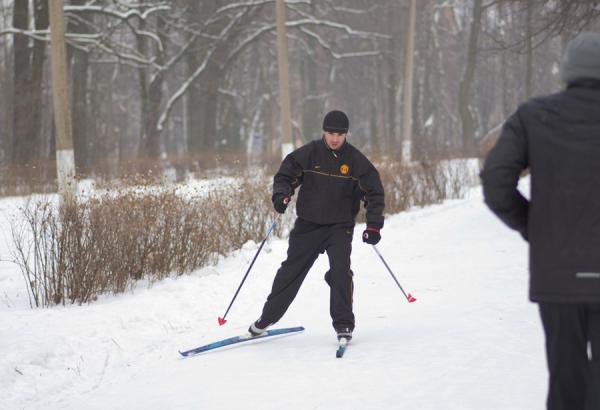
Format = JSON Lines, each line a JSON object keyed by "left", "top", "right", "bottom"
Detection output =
{"left": 481, "top": 80, "right": 600, "bottom": 303}
{"left": 273, "top": 138, "right": 384, "bottom": 228}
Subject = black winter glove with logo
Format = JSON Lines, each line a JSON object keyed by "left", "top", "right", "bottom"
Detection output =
{"left": 273, "top": 194, "right": 290, "bottom": 214}
{"left": 362, "top": 225, "right": 381, "bottom": 245}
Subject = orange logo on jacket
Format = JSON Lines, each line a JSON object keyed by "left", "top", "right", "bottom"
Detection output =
{"left": 340, "top": 164, "right": 350, "bottom": 175}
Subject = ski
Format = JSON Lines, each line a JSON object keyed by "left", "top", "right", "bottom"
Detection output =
{"left": 336, "top": 337, "right": 349, "bottom": 358}
{"left": 179, "top": 326, "right": 304, "bottom": 357}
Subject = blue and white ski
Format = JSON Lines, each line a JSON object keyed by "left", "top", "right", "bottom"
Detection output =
{"left": 336, "top": 337, "right": 349, "bottom": 358}
{"left": 179, "top": 326, "right": 304, "bottom": 357}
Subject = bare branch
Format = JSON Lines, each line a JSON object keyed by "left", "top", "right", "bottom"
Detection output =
{"left": 286, "top": 18, "right": 389, "bottom": 39}
{"left": 157, "top": 11, "right": 247, "bottom": 131}
{"left": 64, "top": 4, "right": 170, "bottom": 21}
{"left": 0, "top": 28, "right": 49, "bottom": 41}
{"left": 298, "top": 27, "right": 381, "bottom": 59}
{"left": 215, "top": 0, "right": 311, "bottom": 15}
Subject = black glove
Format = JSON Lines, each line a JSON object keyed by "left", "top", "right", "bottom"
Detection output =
{"left": 362, "top": 226, "right": 381, "bottom": 245}
{"left": 273, "top": 194, "right": 290, "bottom": 214}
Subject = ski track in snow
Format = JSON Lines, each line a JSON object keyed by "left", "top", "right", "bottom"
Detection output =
{"left": 0, "top": 183, "right": 547, "bottom": 410}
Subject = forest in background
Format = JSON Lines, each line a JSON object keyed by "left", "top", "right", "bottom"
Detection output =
{"left": 0, "top": 0, "right": 599, "bottom": 190}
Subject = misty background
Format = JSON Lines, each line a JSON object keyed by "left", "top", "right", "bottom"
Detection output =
{"left": 0, "top": 0, "right": 599, "bottom": 191}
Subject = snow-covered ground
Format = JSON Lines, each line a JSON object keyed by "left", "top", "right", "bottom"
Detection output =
{"left": 0, "top": 182, "right": 547, "bottom": 410}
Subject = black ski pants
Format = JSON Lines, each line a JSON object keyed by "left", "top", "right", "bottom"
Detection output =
{"left": 260, "top": 218, "right": 355, "bottom": 331}
{"left": 538, "top": 302, "right": 600, "bottom": 410}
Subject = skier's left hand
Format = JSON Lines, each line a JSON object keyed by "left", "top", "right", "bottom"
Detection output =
{"left": 362, "top": 226, "right": 381, "bottom": 245}
{"left": 273, "top": 194, "right": 290, "bottom": 214}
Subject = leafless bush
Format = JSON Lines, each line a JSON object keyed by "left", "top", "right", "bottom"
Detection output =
{"left": 378, "top": 159, "right": 479, "bottom": 215}
{"left": 90, "top": 153, "right": 281, "bottom": 188}
{"left": 11, "top": 159, "right": 477, "bottom": 307}
{"left": 441, "top": 159, "right": 480, "bottom": 199}
{"left": 0, "top": 162, "right": 57, "bottom": 197}
{"left": 10, "top": 175, "right": 279, "bottom": 307}
{"left": 11, "top": 200, "right": 59, "bottom": 307}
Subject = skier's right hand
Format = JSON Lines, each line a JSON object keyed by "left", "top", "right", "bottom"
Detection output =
{"left": 273, "top": 194, "right": 290, "bottom": 214}
{"left": 362, "top": 226, "right": 381, "bottom": 245}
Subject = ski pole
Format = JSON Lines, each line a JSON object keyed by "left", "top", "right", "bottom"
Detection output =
{"left": 218, "top": 217, "right": 279, "bottom": 325}
{"left": 372, "top": 245, "right": 417, "bottom": 303}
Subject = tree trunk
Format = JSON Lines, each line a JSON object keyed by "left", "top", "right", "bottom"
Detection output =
{"left": 186, "top": 0, "right": 220, "bottom": 159}
{"left": 143, "top": 71, "right": 164, "bottom": 158}
{"left": 524, "top": 2, "right": 533, "bottom": 100}
{"left": 0, "top": 4, "right": 9, "bottom": 164}
{"left": 48, "top": 0, "right": 76, "bottom": 204}
{"left": 401, "top": 0, "right": 417, "bottom": 163}
{"left": 30, "top": 0, "right": 48, "bottom": 170}
{"left": 275, "top": 0, "right": 293, "bottom": 158}
{"left": 458, "top": 0, "right": 483, "bottom": 156}
{"left": 69, "top": 0, "right": 91, "bottom": 174}
{"left": 138, "top": 17, "right": 166, "bottom": 159}
{"left": 300, "top": 4, "right": 321, "bottom": 146}
{"left": 11, "top": 0, "right": 33, "bottom": 165}
{"left": 386, "top": 2, "right": 402, "bottom": 155}
{"left": 187, "top": 56, "right": 220, "bottom": 156}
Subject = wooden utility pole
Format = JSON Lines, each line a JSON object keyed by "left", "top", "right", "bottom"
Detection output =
{"left": 48, "top": 0, "right": 76, "bottom": 204}
{"left": 275, "top": 0, "right": 293, "bottom": 159}
{"left": 401, "top": 0, "right": 417, "bottom": 164}
{"left": 458, "top": 0, "right": 483, "bottom": 156}
{"left": 525, "top": 3, "right": 533, "bottom": 100}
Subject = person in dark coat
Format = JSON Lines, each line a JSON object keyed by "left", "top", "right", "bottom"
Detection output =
{"left": 249, "top": 110, "right": 385, "bottom": 341}
{"left": 481, "top": 32, "right": 600, "bottom": 410}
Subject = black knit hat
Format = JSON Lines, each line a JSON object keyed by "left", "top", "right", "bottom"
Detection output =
{"left": 322, "top": 110, "right": 349, "bottom": 133}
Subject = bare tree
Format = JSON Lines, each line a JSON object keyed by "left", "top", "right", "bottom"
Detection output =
{"left": 492, "top": 1, "right": 600, "bottom": 49}
{"left": 1, "top": 0, "right": 598, "bottom": 186}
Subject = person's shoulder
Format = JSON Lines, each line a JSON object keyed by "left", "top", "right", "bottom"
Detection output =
{"left": 307, "top": 139, "right": 323, "bottom": 149}
{"left": 346, "top": 142, "right": 368, "bottom": 158}
{"left": 289, "top": 139, "right": 319, "bottom": 160}
{"left": 294, "top": 139, "right": 318, "bottom": 152}
{"left": 518, "top": 90, "right": 565, "bottom": 114}
{"left": 346, "top": 142, "right": 376, "bottom": 168}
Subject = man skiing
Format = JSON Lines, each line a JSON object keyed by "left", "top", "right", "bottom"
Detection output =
{"left": 249, "top": 110, "right": 385, "bottom": 342}
{"left": 481, "top": 32, "right": 600, "bottom": 410}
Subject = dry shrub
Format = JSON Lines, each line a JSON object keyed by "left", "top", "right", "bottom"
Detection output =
{"left": 91, "top": 153, "right": 281, "bottom": 188}
{"left": 11, "top": 159, "right": 478, "bottom": 307}
{"left": 11, "top": 201, "right": 61, "bottom": 307}
{"left": 0, "top": 162, "right": 57, "bottom": 197}
{"left": 11, "top": 175, "right": 280, "bottom": 307}
{"left": 378, "top": 159, "right": 479, "bottom": 215}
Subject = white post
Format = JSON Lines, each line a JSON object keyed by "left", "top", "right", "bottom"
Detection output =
{"left": 48, "top": 0, "right": 76, "bottom": 205}
{"left": 275, "top": 0, "right": 294, "bottom": 159}
{"left": 401, "top": 0, "right": 417, "bottom": 164}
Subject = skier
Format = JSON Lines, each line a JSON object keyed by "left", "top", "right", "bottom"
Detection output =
{"left": 249, "top": 110, "right": 385, "bottom": 342}
{"left": 481, "top": 32, "right": 600, "bottom": 410}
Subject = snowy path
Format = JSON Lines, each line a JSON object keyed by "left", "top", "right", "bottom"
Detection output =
{"left": 0, "top": 187, "right": 547, "bottom": 410}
